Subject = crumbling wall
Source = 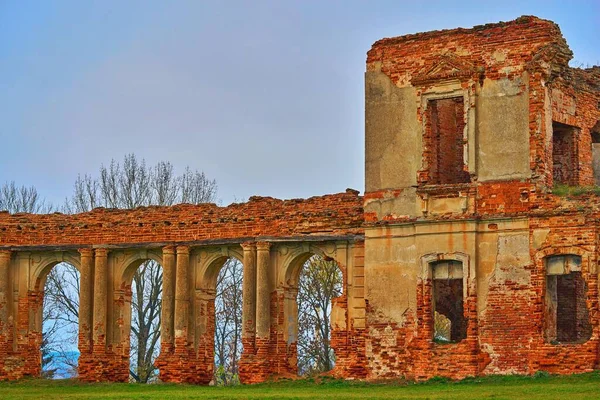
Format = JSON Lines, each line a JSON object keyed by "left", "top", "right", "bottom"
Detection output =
{"left": 1, "top": 15, "right": 599, "bottom": 385}
{"left": 364, "top": 15, "right": 599, "bottom": 381}
{"left": 0, "top": 192, "right": 366, "bottom": 383}
{"left": 550, "top": 67, "right": 600, "bottom": 187}
{"left": 0, "top": 191, "right": 363, "bottom": 249}
{"left": 365, "top": 16, "right": 573, "bottom": 223}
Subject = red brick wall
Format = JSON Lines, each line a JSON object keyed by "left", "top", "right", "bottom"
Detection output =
{"left": 1, "top": 16, "right": 599, "bottom": 385}
{"left": 0, "top": 191, "right": 365, "bottom": 383}
{"left": 363, "top": 14, "right": 599, "bottom": 381}
{"left": 367, "top": 16, "right": 599, "bottom": 196}
{"left": 365, "top": 213, "right": 600, "bottom": 381}
{"left": 425, "top": 97, "right": 469, "bottom": 185}
{"left": 0, "top": 191, "right": 364, "bottom": 249}
{"left": 551, "top": 68, "right": 600, "bottom": 187}
{"left": 552, "top": 123, "right": 579, "bottom": 186}
{"left": 551, "top": 271, "right": 592, "bottom": 343}
{"left": 367, "top": 17, "right": 571, "bottom": 85}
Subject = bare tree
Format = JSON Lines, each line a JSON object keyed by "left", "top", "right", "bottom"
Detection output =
{"left": 297, "top": 255, "right": 343, "bottom": 375}
{"left": 129, "top": 260, "right": 163, "bottom": 383}
{"left": 213, "top": 258, "right": 243, "bottom": 385}
{"left": 0, "top": 182, "right": 73, "bottom": 377}
{"left": 63, "top": 153, "right": 217, "bottom": 383}
{"left": 152, "top": 162, "right": 178, "bottom": 206}
{"left": 0, "top": 181, "right": 52, "bottom": 214}
{"left": 42, "top": 264, "right": 81, "bottom": 378}
{"left": 65, "top": 154, "right": 217, "bottom": 213}
{"left": 2, "top": 161, "right": 217, "bottom": 382}
{"left": 180, "top": 167, "right": 217, "bottom": 205}
{"left": 63, "top": 174, "right": 99, "bottom": 214}
{"left": 40, "top": 304, "right": 62, "bottom": 379}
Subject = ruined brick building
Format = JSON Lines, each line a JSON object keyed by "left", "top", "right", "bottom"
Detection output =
{"left": 0, "top": 16, "right": 599, "bottom": 382}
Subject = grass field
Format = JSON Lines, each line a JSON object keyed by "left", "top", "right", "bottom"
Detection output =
{"left": 0, "top": 372, "right": 599, "bottom": 399}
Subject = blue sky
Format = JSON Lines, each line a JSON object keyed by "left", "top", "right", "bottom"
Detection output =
{"left": 1, "top": 1, "right": 598, "bottom": 207}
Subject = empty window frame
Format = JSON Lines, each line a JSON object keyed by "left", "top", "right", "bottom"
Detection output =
{"left": 552, "top": 122, "right": 579, "bottom": 186}
{"left": 425, "top": 97, "right": 470, "bottom": 185}
{"left": 545, "top": 255, "right": 591, "bottom": 344}
{"left": 431, "top": 260, "right": 467, "bottom": 343}
{"left": 591, "top": 121, "right": 600, "bottom": 186}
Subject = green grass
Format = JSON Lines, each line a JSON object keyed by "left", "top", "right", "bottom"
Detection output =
{"left": 1, "top": 373, "right": 599, "bottom": 400}
{"left": 552, "top": 184, "right": 600, "bottom": 197}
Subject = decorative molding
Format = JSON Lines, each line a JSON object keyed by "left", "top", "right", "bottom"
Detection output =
{"left": 412, "top": 55, "right": 478, "bottom": 85}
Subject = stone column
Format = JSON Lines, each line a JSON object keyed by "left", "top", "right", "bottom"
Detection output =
{"left": 78, "top": 249, "right": 94, "bottom": 355}
{"left": 195, "top": 288, "right": 217, "bottom": 384}
{"left": 0, "top": 250, "right": 11, "bottom": 355}
{"left": 161, "top": 246, "right": 176, "bottom": 354}
{"left": 255, "top": 241, "right": 271, "bottom": 356}
{"left": 174, "top": 245, "right": 190, "bottom": 353}
{"left": 92, "top": 248, "right": 108, "bottom": 352}
{"left": 241, "top": 242, "right": 257, "bottom": 353}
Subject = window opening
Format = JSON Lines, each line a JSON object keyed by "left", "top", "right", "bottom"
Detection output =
{"left": 552, "top": 122, "right": 579, "bottom": 186}
{"left": 591, "top": 121, "right": 600, "bottom": 186}
{"left": 545, "top": 255, "right": 591, "bottom": 344}
{"left": 426, "top": 97, "right": 469, "bottom": 184}
{"left": 432, "top": 260, "right": 466, "bottom": 343}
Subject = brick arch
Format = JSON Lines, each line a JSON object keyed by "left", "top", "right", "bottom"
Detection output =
{"left": 0, "top": 191, "right": 362, "bottom": 382}
{"left": 533, "top": 245, "right": 598, "bottom": 355}
{"left": 281, "top": 242, "right": 344, "bottom": 289}
{"left": 118, "top": 249, "right": 164, "bottom": 286}
{"left": 32, "top": 252, "right": 81, "bottom": 292}
{"left": 109, "top": 248, "right": 165, "bottom": 380}
{"left": 26, "top": 253, "right": 81, "bottom": 379}
{"left": 190, "top": 247, "right": 245, "bottom": 384}
{"left": 418, "top": 251, "right": 472, "bottom": 328}
{"left": 419, "top": 251, "right": 470, "bottom": 281}
{"left": 196, "top": 247, "right": 244, "bottom": 290}
{"left": 411, "top": 251, "right": 481, "bottom": 377}
{"left": 534, "top": 245, "right": 592, "bottom": 270}
{"left": 275, "top": 243, "right": 347, "bottom": 377}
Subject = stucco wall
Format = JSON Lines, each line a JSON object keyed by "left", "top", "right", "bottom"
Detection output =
{"left": 477, "top": 77, "right": 531, "bottom": 181}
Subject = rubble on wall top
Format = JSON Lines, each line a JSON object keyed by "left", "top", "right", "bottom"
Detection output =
{"left": 370, "top": 15, "right": 562, "bottom": 48}
{"left": 0, "top": 191, "right": 364, "bottom": 248}
{"left": 567, "top": 66, "right": 600, "bottom": 92}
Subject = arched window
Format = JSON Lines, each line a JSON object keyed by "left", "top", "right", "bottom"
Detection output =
{"left": 431, "top": 260, "right": 466, "bottom": 343}
{"left": 545, "top": 255, "right": 591, "bottom": 343}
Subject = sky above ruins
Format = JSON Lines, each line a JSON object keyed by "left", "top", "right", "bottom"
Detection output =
{"left": 1, "top": 1, "right": 598, "bottom": 208}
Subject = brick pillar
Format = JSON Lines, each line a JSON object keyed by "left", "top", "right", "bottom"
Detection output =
{"left": 154, "top": 246, "right": 176, "bottom": 382}
{"left": 93, "top": 248, "right": 108, "bottom": 353}
{"left": 158, "top": 245, "right": 197, "bottom": 383}
{"left": 26, "top": 288, "right": 43, "bottom": 378}
{"left": 255, "top": 242, "right": 271, "bottom": 354}
{"left": 174, "top": 245, "right": 190, "bottom": 353}
{"left": 0, "top": 250, "right": 11, "bottom": 358}
{"left": 194, "top": 288, "right": 216, "bottom": 384}
{"left": 161, "top": 246, "right": 176, "bottom": 355}
{"left": 240, "top": 242, "right": 257, "bottom": 383}
{"left": 255, "top": 242, "right": 272, "bottom": 381}
{"left": 78, "top": 249, "right": 93, "bottom": 355}
{"left": 241, "top": 242, "right": 257, "bottom": 353}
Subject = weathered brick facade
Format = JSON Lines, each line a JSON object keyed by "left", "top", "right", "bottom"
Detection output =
{"left": 0, "top": 15, "right": 599, "bottom": 383}
{"left": 364, "top": 15, "right": 600, "bottom": 381}
{"left": 0, "top": 192, "right": 366, "bottom": 382}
